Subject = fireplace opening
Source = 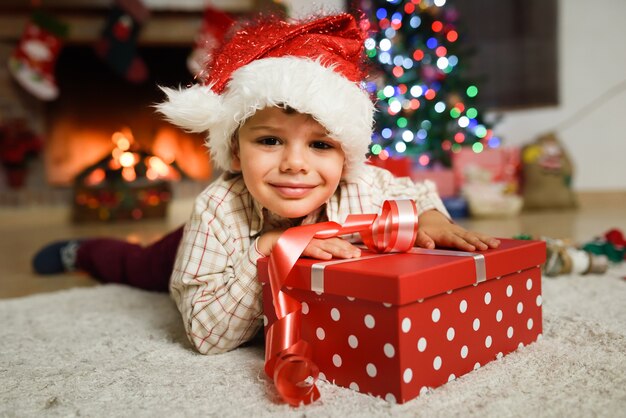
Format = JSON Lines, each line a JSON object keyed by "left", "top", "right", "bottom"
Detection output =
{"left": 45, "top": 44, "right": 212, "bottom": 186}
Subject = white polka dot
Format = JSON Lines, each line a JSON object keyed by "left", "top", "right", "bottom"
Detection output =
{"left": 474, "top": 362, "right": 481, "bottom": 370}
{"left": 403, "top": 368, "right": 413, "bottom": 383}
{"left": 348, "top": 335, "right": 359, "bottom": 348}
{"left": 333, "top": 354, "right": 343, "bottom": 367}
{"left": 330, "top": 308, "right": 341, "bottom": 321}
{"left": 526, "top": 278, "right": 533, "bottom": 290}
{"left": 506, "top": 285, "right": 513, "bottom": 297}
{"left": 473, "top": 318, "right": 481, "bottom": 331}
{"left": 459, "top": 299, "right": 468, "bottom": 313}
{"left": 301, "top": 302, "right": 309, "bottom": 314}
{"left": 460, "top": 345, "right": 469, "bottom": 358}
{"left": 496, "top": 310, "right": 503, "bottom": 322}
{"left": 536, "top": 295, "right": 543, "bottom": 306}
{"left": 385, "top": 393, "right": 396, "bottom": 403}
{"left": 496, "top": 352, "right": 503, "bottom": 360}
{"left": 485, "top": 335, "right": 492, "bottom": 348}
{"left": 419, "top": 386, "right": 429, "bottom": 395}
{"left": 518, "top": 342, "right": 525, "bottom": 349}
{"left": 538, "top": 333, "right": 543, "bottom": 340}
{"left": 496, "top": 276, "right": 502, "bottom": 280}
{"left": 418, "top": 298, "right": 424, "bottom": 303}
{"left": 364, "top": 314, "right": 375, "bottom": 328}
{"left": 527, "top": 318, "right": 534, "bottom": 330}
{"left": 384, "top": 343, "right": 395, "bottom": 358}
{"left": 316, "top": 327, "right": 325, "bottom": 340}
{"left": 448, "top": 374, "right": 456, "bottom": 382}
{"left": 446, "top": 327, "right": 455, "bottom": 341}
{"left": 318, "top": 372, "right": 326, "bottom": 381}
{"left": 517, "top": 302, "right": 524, "bottom": 314}
{"left": 262, "top": 315, "right": 268, "bottom": 326}
{"left": 347, "top": 296, "right": 355, "bottom": 301}
{"left": 402, "top": 317, "right": 411, "bottom": 333}
{"left": 507, "top": 326, "right": 514, "bottom": 338}
{"left": 484, "top": 292, "right": 492, "bottom": 305}
{"left": 433, "top": 356, "right": 442, "bottom": 370}
{"left": 333, "top": 354, "right": 342, "bottom": 367}
{"left": 366, "top": 363, "right": 377, "bottom": 377}
{"left": 383, "top": 302, "right": 392, "bottom": 308}
{"left": 431, "top": 308, "right": 441, "bottom": 323}
{"left": 446, "top": 289, "right": 453, "bottom": 294}
{"left": 349, "top": 382, "right": 359, "bottom": 391}
{"left": 417, "top": 337, "right": 427, "bottom": 352}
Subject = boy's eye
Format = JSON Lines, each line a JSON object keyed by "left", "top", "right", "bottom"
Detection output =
{"left": 311, "top": 141, "right": 334, "bottom": 150}
{"left": 258, "top": 137, "right": 280, "bottom": 146}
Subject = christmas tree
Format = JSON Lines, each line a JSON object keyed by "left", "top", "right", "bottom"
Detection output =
{"left": 361, "top": 0, "right": 500, "bottom": 168}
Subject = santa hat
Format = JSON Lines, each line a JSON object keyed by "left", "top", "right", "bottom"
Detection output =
{"left": 156, "top": 13, "right": 375, "bottom": 180}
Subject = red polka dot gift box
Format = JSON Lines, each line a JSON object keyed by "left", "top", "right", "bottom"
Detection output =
{"left": 258, "top": 238, "right": 546, "bottom": 404}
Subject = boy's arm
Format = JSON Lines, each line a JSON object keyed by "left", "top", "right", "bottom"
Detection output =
{"left": 170, "top": 203, "right": 264, "bottom": 355}
{"left": 370, "top": 166, "right": 498, "bottom": 251}
{"left": 415, "top": 209, "right": 500, "bottom": 251}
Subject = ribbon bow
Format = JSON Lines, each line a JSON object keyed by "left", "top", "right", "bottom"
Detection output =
{"left": 264, "top": 200, "right": 419, "bottom": 406}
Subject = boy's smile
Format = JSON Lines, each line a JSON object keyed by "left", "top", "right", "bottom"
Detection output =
{"left": 231, "top": 107, "right": 345, "bottom": 219}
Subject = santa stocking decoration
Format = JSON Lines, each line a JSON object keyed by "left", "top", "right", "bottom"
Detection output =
{"left": 8, "top": 10, "right": 68, "bottom": 101}
{"left": 187, "top": 6, "right": 234, "bottom": 79}
{"left": 94, "top": 0, "right": 150, "bottom": 83}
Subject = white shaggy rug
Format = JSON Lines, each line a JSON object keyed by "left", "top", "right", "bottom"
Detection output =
{"left": 2, "top": 266, "right": 626, "bottom": 418}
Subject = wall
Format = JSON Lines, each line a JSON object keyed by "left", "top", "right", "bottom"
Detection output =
{"left": 487, "top": 0, "right": 626, "bottom": 191}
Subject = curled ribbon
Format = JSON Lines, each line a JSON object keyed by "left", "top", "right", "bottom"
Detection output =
{"left": 264, "top": 200, "right": 419, "bottom": 406}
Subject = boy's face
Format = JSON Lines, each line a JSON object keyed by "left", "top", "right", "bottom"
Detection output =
{"left": 232, "top": 107, "right": 345, "bottom": 219}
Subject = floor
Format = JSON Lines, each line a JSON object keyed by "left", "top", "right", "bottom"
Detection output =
{"left": 1, "top": 191, "right": 625, "bottom": 299}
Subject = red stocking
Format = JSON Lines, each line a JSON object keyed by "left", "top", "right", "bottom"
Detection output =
{"left": 8, "top": 10, "right": 68, "bottom": 101}
{"left": 94, "top": 0, "right": 150, "bottom": 83}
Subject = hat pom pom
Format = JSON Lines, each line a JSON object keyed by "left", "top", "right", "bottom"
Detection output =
{"left": 155, "top": 85, "right": 222, "bottom": 133}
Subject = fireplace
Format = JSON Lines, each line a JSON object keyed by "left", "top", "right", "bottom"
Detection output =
{"left": 44, "top": 44, "right": 212, "bottom": 186}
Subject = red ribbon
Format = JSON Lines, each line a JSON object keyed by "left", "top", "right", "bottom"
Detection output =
{"left": 264, "top": 200, "right": 419, "bottom": 406}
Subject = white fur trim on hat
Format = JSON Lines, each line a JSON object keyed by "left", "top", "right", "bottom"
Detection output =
{"left": 157, "top": 57, "right": 375, "bottom": 180}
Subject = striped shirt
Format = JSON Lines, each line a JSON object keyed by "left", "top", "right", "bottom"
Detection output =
{"left": 170, "top": 164, "right": 449, "bottom": 354}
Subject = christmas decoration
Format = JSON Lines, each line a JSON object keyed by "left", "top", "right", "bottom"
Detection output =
{"left": 72, "top": 128, "right": 181, "bottom": 222}
{"left": 360, "top": 0, "right": 500, "bottom": 168}
{"left": 0, "top": 118, "right": 43, "bottom": 188}
{"left": 94, "top": 0, "right": 150, "bottom": 83}
{"left": 8, "top": 9, "right": 69, "bottom": 101}
{"left": 187, "top": 6, "right": 234, "bottom": 79}
{"left": 521, "top": 132, "right": 577, "bottom": 210}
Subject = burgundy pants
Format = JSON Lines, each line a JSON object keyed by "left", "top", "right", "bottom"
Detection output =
{"left": 76, "top": 226, "right": 184, "bottom": 292}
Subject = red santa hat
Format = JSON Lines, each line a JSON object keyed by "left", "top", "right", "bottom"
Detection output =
{"left": 156, "top": 13, "right": 375, "bottom": 180}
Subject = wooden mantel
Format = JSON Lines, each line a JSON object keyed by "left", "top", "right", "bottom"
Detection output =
{"left": 0, "top": 0, "right": 261, "bottom": 45}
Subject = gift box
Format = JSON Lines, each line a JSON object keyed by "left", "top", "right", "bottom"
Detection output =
{"left": 452, "top": 147, "right": 521, "bottom": 190}
{"left": 410, "top": 168, "right": 456, "bottom": 198}
{"left": 258, "top": 238, "right": 546, "bottom": 403}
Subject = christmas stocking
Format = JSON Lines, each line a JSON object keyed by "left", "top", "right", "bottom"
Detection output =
{"left": 187, "top": 6, "right": 234, "bottom": 79}
{"left": 94, "top": 0, "right": 150, "bottom": 83}
{"left": 8, "top": 10, "right": 68, "bottom": 101}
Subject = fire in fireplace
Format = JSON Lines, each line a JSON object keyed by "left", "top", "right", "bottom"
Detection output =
{"left": 45, "top": 45, "right": 211, "bottom": 186}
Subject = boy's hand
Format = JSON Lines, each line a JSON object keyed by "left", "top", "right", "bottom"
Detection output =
{"left": 302, "top": 237, "right": 361, "bottom": 260}
{"left": 416, "top": 210, "right": 500, "bottom": 252}
{"left": 257, "top": 231, "right": 361, "bottom": 260}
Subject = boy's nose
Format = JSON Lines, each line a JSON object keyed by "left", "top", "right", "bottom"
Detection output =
{"left": 279, "top": 144, "right": 309, "bottom": 173}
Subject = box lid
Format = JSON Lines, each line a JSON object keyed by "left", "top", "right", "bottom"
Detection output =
{"left": 258, "top": 239, "right": 546, "bottom": 305}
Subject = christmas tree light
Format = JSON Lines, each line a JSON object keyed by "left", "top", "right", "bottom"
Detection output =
{"left": 361, "top": 0, "right": 500, "bottom": 167}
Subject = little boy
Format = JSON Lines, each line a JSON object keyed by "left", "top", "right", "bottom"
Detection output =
{"left": 33, "top": 13, "right": 499, "bottom": 355}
